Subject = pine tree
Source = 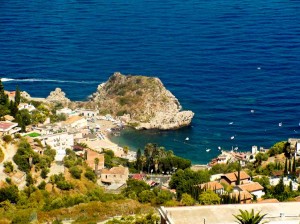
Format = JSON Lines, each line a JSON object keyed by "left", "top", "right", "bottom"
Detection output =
{"left": 284, "top": 158, "right": 288, "bottom": 176}
{"left": 0, "top": 80, "right": 8, "bottom": 106}
{"left": 288, "top": 159, "right": 292, "bottom": 173}
{"left": 237, "top": 160, "right": 241, "bottom": 185}
{"left": 292, "top": 156, "right": 296, "bottom": 174}
{"left": 15, "top": 86, "right": 21, "bottom": 105}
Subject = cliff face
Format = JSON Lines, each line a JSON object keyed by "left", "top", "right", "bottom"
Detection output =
{"left": 46, "top": 88, "right": 71, "bottom": 106}
{"left": 89, "top": 72, "right": 194, "bottom": 130}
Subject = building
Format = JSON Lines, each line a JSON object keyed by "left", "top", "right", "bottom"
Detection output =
{"left": 18, "top": 103, "right": 36, "bottom": 112}
{"left": 79, "top": 109, "right": 99, "bottom": 118}
{"left": 100, "top": 165, "right": 129, "bottom": 185}
{"left": 63, "top": 115, "right": 87, "bottom": 129}
{"left": 288, "top": 138, "right": 300, "bottom": 155}
{"left": 0, "top": 121, "right": 21, "bottom": 135}
{"left": 269, "top": 177, "right": 299, "bottom": 191}
{"left": 220, "top": 171, "right": 250, "bottom": 186}
{"left": 230, "top": 190, "right": 253, "bottom": 204}
{"left": 197, "top": 181, "right": 224, "bottom": 195}
{"left": 85, "top": 149, "right": 105, "bottom": 172}
{"left": 159, "top": 202, "right": 300, "bottom": 224}
{"left": 39, "top": 132, "right": 74, "bottom": 151}
{"left": 235, "top": 182, "right": 265, "bottom": 199}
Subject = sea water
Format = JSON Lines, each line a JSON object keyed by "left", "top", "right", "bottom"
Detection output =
{"left": 1, "top": 0, "right": 300, "bottom": 164}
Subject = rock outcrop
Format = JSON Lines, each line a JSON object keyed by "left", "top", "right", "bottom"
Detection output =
{"left": 46, "top": 88, "right": 71, "bottom": 106}
{"left": 89, "top": 72, "right": 194, "bottom": 130}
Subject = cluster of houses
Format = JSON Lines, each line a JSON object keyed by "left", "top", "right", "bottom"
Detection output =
{"left": 0, "top": 100, "right": 133, "bottom": 189}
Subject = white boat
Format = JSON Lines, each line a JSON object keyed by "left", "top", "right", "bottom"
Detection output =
{"left": 234, "top": 147, "right": 238, "bottom": 151}
{"left": 218, "top": 146, "right": 221, "bottom": 150}
{"left": 229, "top": 122, "right": 233, "bottom": 125}
{"left": 230, "top": 136, "right": 235, "bottom": 140}
{"left": 279, "top": 122, "right": 282, "bottom": 127}
{"left": 251, "top": 109, "right": 255, "bottom": 113}
{"left": 185, "top": 137, "right": 189, "bottom": 141}
{"left": 206, "top": 148, "right": 211, "bottom": 152}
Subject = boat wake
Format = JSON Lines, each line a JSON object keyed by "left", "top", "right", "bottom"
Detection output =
{"left": 1, "top": 77, "right": 99, "bottom": 84}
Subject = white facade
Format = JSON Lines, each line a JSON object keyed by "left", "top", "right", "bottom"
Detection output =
{"left": 64, "top": 116, "right": 87, "bottom": 129}
{"left": 39, "top": 132, "right": 74, "bottom": 151}
{"left": 252, "top": 145, "right": 258, "bottom": 155}
{"left": 79, "top": 109, "right": 99, "bottom": 118}
{"left": 0, "top": 121, "right": 21, "bottom": 135}
{"left": 269, "top": 177, "right": 299, "bottom": 191}
{"left": 18, "top": 103, "right": 36, "bottom": 112}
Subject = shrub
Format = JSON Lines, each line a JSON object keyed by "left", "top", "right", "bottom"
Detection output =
{"left": 2, "top": 135, "right": 12, "bottom": 143}
{"left": 69, "top": 166, "right": 82, "bottom": 179}
{"left": 84, "top": 168, "right": 97, "bottom": 182}
{"left": 3, "top": 161, "right": 14, "bottom": 173}
{"left": 41, "top": 168, "right": 49, "bottom": 179}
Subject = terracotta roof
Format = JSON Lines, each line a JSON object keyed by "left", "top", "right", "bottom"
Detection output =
{"left": 223, "top": 171, "right": 250, "bottom": 182}
{"left": 101, "top": 166, "right": 128, "bottom": 175}
{"left": 0, "top": 121, "right": 18, "bottom": 131}
{"left": 237, "top": 182, "right": 264, "bottom": 192}
{"left": 230, "top": 191, "right": 253, "bottom": 200}
{"left": 132, "top": 173, "right": 146, "bottom": 180}
{"left": 198, "top": 181, "right": 224, "bottom": 191}
{"left": 258, "top": 198, "right": 279, "bottom": 203}
{"left": 64, "top": 115, "right": 85, "bottom": 124}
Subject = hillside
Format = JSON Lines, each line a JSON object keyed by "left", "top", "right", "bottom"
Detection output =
{"left": 88, "top": 72, "right": 194, "bottom": 130}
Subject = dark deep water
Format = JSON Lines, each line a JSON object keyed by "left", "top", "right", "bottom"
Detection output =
{"left": 1, "top": 0, "right": 300, "bottom": 163}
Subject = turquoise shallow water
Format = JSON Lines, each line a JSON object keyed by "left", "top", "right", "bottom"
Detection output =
{"left": 1, "top": 0, "right": 300, "bottom": 163}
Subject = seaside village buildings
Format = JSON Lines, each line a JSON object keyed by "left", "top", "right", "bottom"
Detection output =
{"left": 2, "top": 97, "right": 300, "bottom": 223}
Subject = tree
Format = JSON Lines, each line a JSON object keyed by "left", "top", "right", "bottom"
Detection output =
{"left": 237, "top": 160, "right": 241, "bottom": 185}
{"left": 292, "top": 156, "right": 296, "bottom": 174}
{"left": 199, "top": 190, "right": 220, "bottom": 205}
{"left": 284, "top": 158, "right": 288, "bottom": 176}
{"left": 181, "top": 193, "right": 195, "bottom": 206}
{"left": 15, "top": 85, "right": 21, "bottom": 105}
{"left": 69, "top": 166, "right": 82, "bottom": 179}
{"left": 233, "top": 209, "right": 267, "bottom": 224}
{"left": 274, "top": 177, "right": 285, "bottom": 196}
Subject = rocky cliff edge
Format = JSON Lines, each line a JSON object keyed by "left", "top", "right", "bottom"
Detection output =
{"left": 89, "top": 72, "right": 194, "bottom": 130}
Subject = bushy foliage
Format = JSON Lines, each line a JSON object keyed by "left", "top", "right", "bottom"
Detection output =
{"left": 13, "top": 140, "right": 36, "bottom": 173}
{"left": 84, "top": 168, "right": 97, "bottom": 182}
{"left": 2, "top": 135, "right": 12, "bottom": 143}
{"left": 3, "top": 161, "right": 14, "bottom": 173}
{"left": 50, "top": 174, "right": 74, "bottom": 191}
{"left": 69, "top": 166, "right": 82, "bottom": 179}
{"left": 198, "top": 190, "right": 220, "bottom": 205}
{"left": 0, "top": 185, "right": 19, "bottom": 203}
{"left": 169, "top": 168, "right": 210, "bottom": 199}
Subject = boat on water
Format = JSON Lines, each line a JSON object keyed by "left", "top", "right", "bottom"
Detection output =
{"left": 218, "top": 146, "right": 221, "bottom": 150}
{"left": 230, "top": 136, "right": 235, "bottom": 140}
{"left": 229, "top": 122, "right": 233, "bottom": 125}
{"left": 185, "top": 137, "right": 189, "bottom": 141}
{"left": 206, "top": 148, "right": 211, "bottom": 152}
{"left": 279, "top": 122, "right": 282, "bottom": 127}
{"left": 251, "top": 109, "right": 255, "bottom": 113}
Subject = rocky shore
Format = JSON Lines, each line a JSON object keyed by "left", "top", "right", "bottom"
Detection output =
{"left": 24, "top": 72, "right": 194, "bottom": 131}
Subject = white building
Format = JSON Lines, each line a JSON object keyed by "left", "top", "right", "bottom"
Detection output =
{"left": 252, "top": 145, "right": 258, "bottom": 155}
{"left": 18, "top": 103, "right": 36, "bottom": 112}
{"left": 235, "top": 182, "right": 265, "bottom": 199}
{"left": 63, "top": 115, "right": 87, "bottom": 129}
{"left": 79, "top": 109, "right": 99, "bottom": 118}
{"left": 39, "top": 132, "right": 74, "bottom": 151}
{"left": 56, "top": 108, "right": 73, "bottom": 116}
{"left": 269, "top": 177, "right": 299, "bottom": 191}
{"left": 288, "top": 138, "right": 300, "bottom": 156}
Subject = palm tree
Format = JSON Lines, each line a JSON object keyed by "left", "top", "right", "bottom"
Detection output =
{"left": 233, "top": 209, "right": 267, "bottom": 224}
{"left": 153, "top": 155, "right": 159, "bottom": 173}
{"left": 140, "top": 155, "right": 146, "bottom": 172}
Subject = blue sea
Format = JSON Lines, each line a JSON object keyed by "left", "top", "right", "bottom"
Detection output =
{"left": 1, "top": 0, "right": 300, "bottom": 164}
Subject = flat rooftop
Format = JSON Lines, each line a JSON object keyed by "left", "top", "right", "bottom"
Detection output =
{"left": 159, "top": 202, "right": 300, "bottom": 224}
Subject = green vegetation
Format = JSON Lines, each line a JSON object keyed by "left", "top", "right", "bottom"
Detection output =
{"left": 233, "top": 209, "right": 267, "bottom": 224}
{"left": 0, "top": 147, "right": 4, "bottom": 163}
{"left": 169, "top": 168, "right": 210, "bottom": 199}
{"left": 2, "top": 134, "right": 13, "bottom": 143}
{"left": 3, "top": 161, "right": 14, "bottom": 173}
{"left": 24, "top": 132, "right": 41, "bottom": 137}
{"left": 105, "top": 212, "right": 159, "bottom": 224}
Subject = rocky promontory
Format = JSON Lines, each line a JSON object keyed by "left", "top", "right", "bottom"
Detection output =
{"left": 46, "top": 87, "right": 71, "bottom": 106}
{"left": 88, "top": 72, "right": 194, "bottom": 130}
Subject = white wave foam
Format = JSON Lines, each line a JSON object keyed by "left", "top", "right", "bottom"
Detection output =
{"left": 1, "top": 78, "right": 98, "bottom": 84}
{"left": 1, "top": 78, "right": 15, "bottom": 82}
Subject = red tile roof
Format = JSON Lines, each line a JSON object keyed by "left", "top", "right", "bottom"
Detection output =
{"left": 223, "top": 171, "right": 250, "bottom": 182}
{"left": 198, "top": 181, "right": 224, "bottom": 191}
{"left": 237, "top": 182, "right": 264, "bottom": 192}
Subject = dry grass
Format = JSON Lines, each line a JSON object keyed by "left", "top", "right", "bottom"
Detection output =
{"left": 38, "top": 199, "right": 155, "bottom": 223}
